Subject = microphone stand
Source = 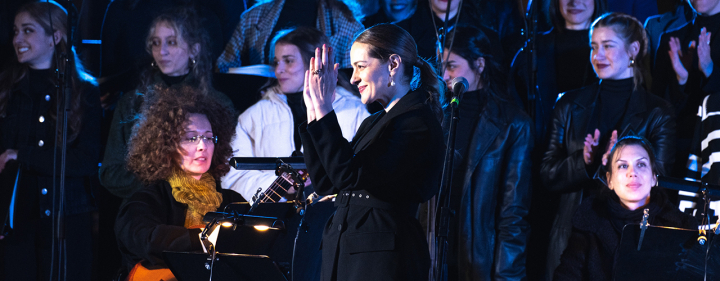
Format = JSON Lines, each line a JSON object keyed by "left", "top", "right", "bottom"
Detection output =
{"left": 52, "top": 1, "right": 77, "bottom": 280}
{"left": 432, "top": 95, "right": 461, "bottom": 281}
{"left": 525, "top": 0, "right": 538, "bottom": 119}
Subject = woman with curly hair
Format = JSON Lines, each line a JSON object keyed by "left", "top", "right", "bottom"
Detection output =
{"left": 100, "top": 7, "right": 234, "bottom": 200}
{"left": 114, "top": 86, "right": 241, "bottom": 274}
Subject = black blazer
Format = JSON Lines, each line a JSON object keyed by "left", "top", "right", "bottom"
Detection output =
{"left": 444, "top": 95, "right": 533, "bottom": 280}
{"left": 540, "top": 82, "right": 676, "bottom": 275}
{"left": 300, "top": 90, "right": 445, "bottom": 281}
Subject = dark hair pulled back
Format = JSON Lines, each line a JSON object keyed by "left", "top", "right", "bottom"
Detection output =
{"left": 441, "top": 25, "right": 509, "bottom": 103}
{"left": 353, "top": 23, "right": 445, "bottom": 120}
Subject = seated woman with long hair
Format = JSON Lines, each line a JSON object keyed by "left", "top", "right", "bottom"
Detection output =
{"left": 100, "top": 7, "right": 234, "bottom": 200}
{"left": 554, "top": 136, "right": 697, "bottom": 280}
{"left": 115, "top": 87, "right": 241, "bottom": 274}
{"left": 221, "top": 26, "right": 369, "bottom": 202}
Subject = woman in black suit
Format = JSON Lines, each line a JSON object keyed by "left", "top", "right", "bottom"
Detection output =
{"left": 300, "top": 23, "right": 445, "bottom": 281}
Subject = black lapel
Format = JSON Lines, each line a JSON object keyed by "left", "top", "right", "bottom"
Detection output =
{"left": 351, "top": 91, "right": 427, "bottom": 153}
{"left": 570, "top": 84, "right": 600, "bottom": 144}
{"left": 464, "top": 104, "right": 501, "bottom": 175}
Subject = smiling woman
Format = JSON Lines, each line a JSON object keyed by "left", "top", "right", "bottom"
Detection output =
{"left": 300, "top": 23, "right": 445, "bottom": 281}
{"left": 220, "top": 27, "right": 369, "bottom": 202}
{"left": 0, "top": 1, "right": 101, "bottom": 280}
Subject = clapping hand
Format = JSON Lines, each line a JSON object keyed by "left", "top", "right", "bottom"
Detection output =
{"left": 601, "top": 130, "right": 618, "bottom": 166}
{"left": 668, "top": 28, "right": 714, "bottom": 85}
{"left": 304, "top": 44, "right": 339, "bottom": 121}
{"left": 698, "top": 27, "right": 713, "bottom": 78}
{"left": 583, "top": 129, "right": 600, "bottom": 165}
{"left": 668, "top": 37, "right": 692, "bottom": 85}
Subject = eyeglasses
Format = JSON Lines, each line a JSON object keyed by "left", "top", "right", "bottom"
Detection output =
{"left": 182, "top": 135, "right": 218, "bottom": 144}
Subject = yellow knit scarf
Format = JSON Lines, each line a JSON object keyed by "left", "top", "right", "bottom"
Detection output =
{"left": 168, "top": 170, "right": 223, "bottom": 228}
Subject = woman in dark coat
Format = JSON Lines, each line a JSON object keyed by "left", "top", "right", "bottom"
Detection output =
{"left": 439, "top": 25, "right": 533, "bottom": 281}
{"left": 0, "top": 2, "right": 101, "bottom": 280}
{"left": 541, "top": 13, "right": 677, "bottom": 279}
{"left": 115, "top": 87, "right": 241, "bottom": 273}
{"left": 300, "top": 23, "right": 445, "bottom": 281}
{"left": 554, "top": 136, "right": 697, "bottom": 280}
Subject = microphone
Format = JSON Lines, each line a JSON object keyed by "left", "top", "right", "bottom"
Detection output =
{"left": 449, "top": 77, "right": 469, "bottom": 107}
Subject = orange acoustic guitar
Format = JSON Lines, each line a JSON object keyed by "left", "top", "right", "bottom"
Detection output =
{"left": 125, "top": 224, "right": 205, "bottom": 281}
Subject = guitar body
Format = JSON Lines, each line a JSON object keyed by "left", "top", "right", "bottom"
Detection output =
{"left": 126, "top": 262, "right": 176, "bottom": 281}
{"left": 125, "top": 226, "right": 202, "bottom": 281}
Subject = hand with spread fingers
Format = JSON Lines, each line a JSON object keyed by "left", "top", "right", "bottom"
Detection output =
{"left": 668, "top": 36, "right": 691, "bottom": 85}
{"left": 698, "top": 27, "right": 713, "bottom": 78}
{"left": 305, "top": 44, "right": 339, "bottom": 120}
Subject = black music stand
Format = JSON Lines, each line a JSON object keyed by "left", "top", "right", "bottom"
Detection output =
{"left": 216, "top": 201, "right": 335, "bottom": 281}
{"left": 615, "top": 224, "right": 719, "bottom": 280}
{"left": 164, "top": 252, "right": 287, "bottom": 281}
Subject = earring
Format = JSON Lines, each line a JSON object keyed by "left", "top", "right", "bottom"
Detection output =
{"left": 629, "top": 59, "right": 635, "bottom": 67}
{"left": 388, "top": 76, "right": 395, "bottom": 87}
{"left": 151, "top": 61, "right": 157, "bottom": 68}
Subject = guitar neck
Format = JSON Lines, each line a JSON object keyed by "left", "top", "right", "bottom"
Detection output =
{"left": 256, "top": 172, "right": 294, "bottom": 203}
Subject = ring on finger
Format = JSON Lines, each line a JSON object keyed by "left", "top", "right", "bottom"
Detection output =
{"left": 313, "top": 69, "right": 322, "bottom": 75}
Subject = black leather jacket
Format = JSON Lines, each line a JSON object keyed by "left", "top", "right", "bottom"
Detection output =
{"left": 540, "top": 81, "right": 676, "bottom": 277}
{"left": 443, "top": 95, "right": 533, "bottom": 280}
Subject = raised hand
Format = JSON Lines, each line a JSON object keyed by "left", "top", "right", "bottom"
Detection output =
{"left": 698, "top": 27, "right": 713, "bottom": 78}
{"left": 303, "top": 70, "right": 317, "bottom": 123}
{"left": 583, "top": 129, "right": 601, "bottom": 165}
{"left": 307, "top": 44, "right": 339, "bottom": 120}
{"left": 668, "top": 37, "right": 691, "bottom": 85}
{"left": 601, "top": 130, "right": 618, "bottom": 166}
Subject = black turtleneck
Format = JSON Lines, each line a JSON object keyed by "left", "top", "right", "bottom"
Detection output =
{"left": 455, "top": 89, "right": 485, "bottom": 158}
{"left": 160, "top": 73, "right": 188, "bottom": 87}
{"left": 285, "top": 91, "right": 306, "bottom": 155}
{"left": 555, "top": 28, "right": 597, "bottom": 93}
{"left": 598, "top": 78, "right": 633, "bottom": 142}
{"left": 604, "top": 189, "right": 665, "bottom": 234}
